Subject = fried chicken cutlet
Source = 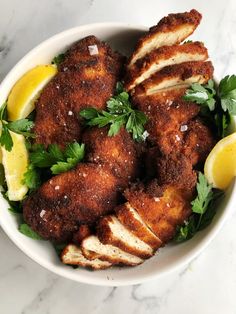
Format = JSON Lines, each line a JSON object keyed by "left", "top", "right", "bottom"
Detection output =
{"left": 23, "top": 163, "right": 122, "bottom": 242}
{"left": 34, "top": 36, "right": 124, "bottom": 148}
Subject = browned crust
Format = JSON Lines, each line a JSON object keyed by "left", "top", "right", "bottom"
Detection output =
{"left": 128, "top": 9, "right": 202, "bottom": 66}
{"left": 125, "top": 41, "right": 208, "bottom": 90}
{"left": 124, "top": 184, "right": 192, "bottom": 243}
{"left": 34, "top": 35, "right": 124, "bottom": 148}
{"left": 115, "top": 203, "right": 162, "bottom": 250}
{"left": 61, "top": 245, "right": 112, "bottom": 270}
{"left": 134, "top": 61, "right": 214, "bottom": 96}
{"left": 97, "top": 215, "right": 153, "bottom": 259}
{"left": 72, "top": 225, "right": 92, "bottom": 245}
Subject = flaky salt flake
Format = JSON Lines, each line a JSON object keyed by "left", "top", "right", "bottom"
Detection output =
{"left": 154, "top": 197, "right": 160, "bottom": 202}
{"left": 142, "top": 130, "right": 149, "bottom": 141}
{"left": 175, "top": 134, "right": 181, "bottom": 141}
{"left": 55, "top": 185, "right": 60, "bottom": 190}
{"left": 68, "top": 111, "right": 73, "bottom": 116}
{"left": 180, "top": 125, "right": 188, "bottom": 132}
{"left": 40, "top": 210, "right": 46, "bottom": 218}
{"left": 88, "top": 45, "right": 99, "bottom": 55}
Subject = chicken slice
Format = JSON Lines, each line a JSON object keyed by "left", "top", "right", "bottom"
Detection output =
{"left": 134, "top": 61, "right": 214, "bottom": 96}
{"left": 81, "top": 235, "right": 143, "bottom": 266}
{"left": 61, "top": 244, "right": 112, "bottom": 269}
{"left": 115, "top": 203, "right": 162, "bottom": 250}
{"left": 128, "top": 9, "right": 202, "bottom": 67}
{"left": 97, "top": 215, "right": 154, "bottom": 259}
{"left": 125, "top": 41, "right": 208, "bottom": 90}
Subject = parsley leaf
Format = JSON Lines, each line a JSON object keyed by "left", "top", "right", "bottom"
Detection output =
{"left": 52, "top": 53, "right": 65, "bottom": 66}
{"left": 80, "top": 82, "right": 148, "bottom": 141}
{"left": 7, "top": 119, "right": 35, "bottom": 138}
{"left": 22, "top": 164, "right": 41, "bottom": 191}
{"left": 19, "top": 223, "right": 43, "bottom": 240}
{"left": 174, "top": 173, "right": 224, "bottom": 243}
{"left": 0, "top": 123, "right": 13, "bottom": 151}
{"left": 27, "top": 142, "right": 85, "bottom": 176}
{"left": 219, "top": 75, "right": 236, "bottom": 115}
{"left": 183, "top": 79, "right": 216, "bottom": 111}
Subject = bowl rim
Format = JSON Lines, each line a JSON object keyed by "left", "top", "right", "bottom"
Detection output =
{"left": 0, "top": 22, "right": 235, "bottom": 287}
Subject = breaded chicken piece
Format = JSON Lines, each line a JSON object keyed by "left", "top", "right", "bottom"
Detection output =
{"left": 115, "top": 203, "right": 162, "bottom": 250}
{"left": 82, "top": 127, "right": 140, "bottom": 187}
{"left": 125, "top": 41, "right": 208, "bottom": 90}
{"left": 23, "top": 163, "right": 122, "bottom": 242}
{"left": 125, "top": 182, "right": 193, "bottom": 243}
{"left": 128, "top": 9, "right": 202, "bottom": 67}
{"left": 134, "top": 61, "right": 214, "bottom": 96}
{"left": 133, "top": 88, "right": 200, "bottom": 153}
{"left": 97, "top": 215, "right": 154, "bottom": 259}
{"left": 182, "top": 118, "right": 216, "bottom": 165}
{"left": 61, "top": 244, "right": 112, "bottom": 269}
{"left": 34, "top": 36, "right": 124, "bottom": 148}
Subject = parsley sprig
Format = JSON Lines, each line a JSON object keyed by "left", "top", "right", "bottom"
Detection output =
{"left": 175, "top": 173, "right": 223, "bottom": 242}
{"left": 183, "top": 75, "right": 236, "bottom": 138}
{"left": 80, "top": 83, "right": 148, "bottom": 141}
{"left": 0, "top": 103, "right": 34, "bottom": 151}
{"left": 23, "top": 142, "right": 85, "bottom": 190}
{"left": 52, "top": 53, "right": 65, "bottom": 66}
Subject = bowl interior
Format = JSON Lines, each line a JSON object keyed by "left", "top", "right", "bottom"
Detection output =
{"left": 0, "top": 23, "right": 235, "bottom": 286}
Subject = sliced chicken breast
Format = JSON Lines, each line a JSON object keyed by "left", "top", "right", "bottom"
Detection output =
{"left": 115, "top": 203, "right": 162, "bottom": 250}
{"left": 128, "top": 9, "right": 202, "bottom": 67}
{"left": 81, "top": 235, "right": 143, "bottom": 266}
{"left": 97, "top": 215, "right": 154, "bottom": 259}
{"left": 125, "top": 41, "right": 208, "bottom": 90}
{"left": 134, "top": 61, "right": 214, "bottom": 96}
{"left": 61, "top": 244, "right": 112, "bottom": 269}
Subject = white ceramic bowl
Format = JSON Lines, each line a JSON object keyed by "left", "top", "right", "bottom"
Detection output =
{"left": 0, "top": 23, "right": 235, "bottom": 286}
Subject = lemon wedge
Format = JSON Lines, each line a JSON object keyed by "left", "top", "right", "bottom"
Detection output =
{"left": 204, "top": 132, "right": 236, "bottom": 190}
{"left": 1, "top": 129, "right": 28, "bottom": 200}
{"left": 7, "top": 65, "right": 57, "bottom": 121}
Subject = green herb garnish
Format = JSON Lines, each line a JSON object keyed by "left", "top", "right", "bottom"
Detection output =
{"left": 175, "top": 173, "right": 223, "bottom": 242}
{"left": 80, "top": 83, "right": 148, "bottom": 141}
{"left": 52, "top": 53, "right": 65, "bottom": 66}
{"left": 183, "top": 76, "right": 236, "bottom": 138}
{"left": 0, "top": 103, "right": 34, "bottom": 151}
{"left": 19, "top": 223, "right": 43, "bottom": 240}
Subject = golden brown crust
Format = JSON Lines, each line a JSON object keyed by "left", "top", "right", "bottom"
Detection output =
{"left": 182, "top": 118, "right": 217, "bottom": 165}
{"left": 34, "top": 36, "right": 124, "bottom": 148}
{"left": 82, "top": 127, "right": 141, "bottom": 187}
{"left": 115, "top": 203, "right": 162, "bottom": 250}
{"left": 97, "top": 215, "right": 153, "bottom": 259}
{"left": 125, "top": 41, "right": 208, "bottom": 90}
{"left": 134, "top": 61, "right": 214, "bottom": 96}
{"left": 128, "top": 9, "right": 202, "bottom": 66}
{"left": 124, "top": 183, "right": 192, "bottom": 243}
{"left": 23, "top": 163, "right": 122, "bottom": 242}
{"left": 72, "top": 225, "right": 92, "bottom": 245}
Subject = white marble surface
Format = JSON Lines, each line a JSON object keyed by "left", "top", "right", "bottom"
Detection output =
{"left": 0, "top": 0, "right": 236, "bottom": 313}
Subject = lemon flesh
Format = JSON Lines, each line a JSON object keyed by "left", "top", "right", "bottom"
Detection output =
{"left": 1, "top": 130, "right": 28, "bottom": 201}
{"left": 7, "top": 65, "right": 57, "bottom": 121}
{"left": 204, "top": 132, "right": 236, "bottom": 190}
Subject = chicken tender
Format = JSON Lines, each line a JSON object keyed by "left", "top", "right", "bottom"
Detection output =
{"left": 34, "top": 36, "right": 124, "bottom": 148}
{"left": 23, "top": 163, "right": 122, "bottom": 242}
{"left": 82, "top": 127, "right": 141, "bottom": 187}
{"left": 125, "top": 41, "right": 208, "bottom": 91}
{"left": 128, "top": 9, "right": 202, "bottom": 67}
